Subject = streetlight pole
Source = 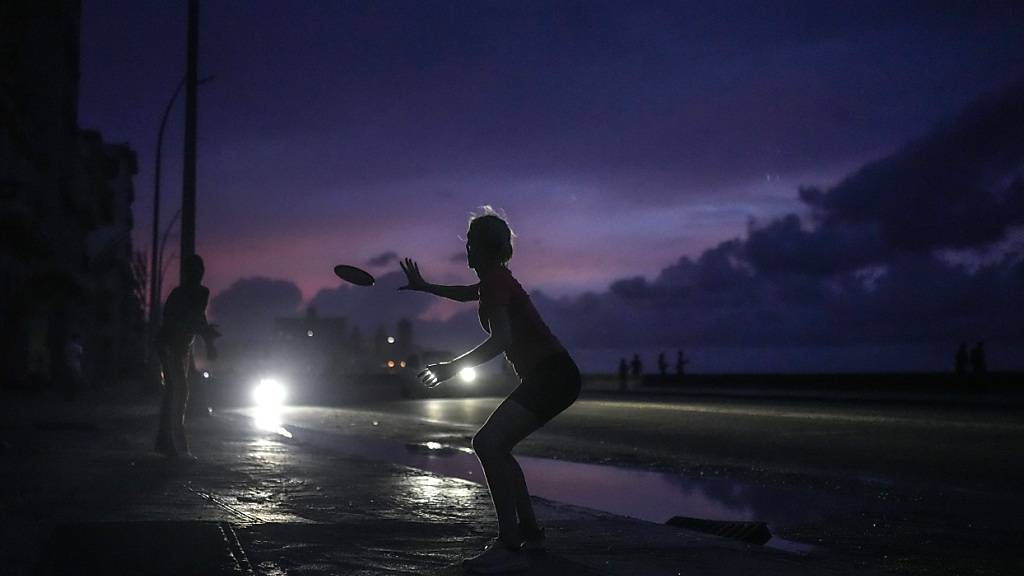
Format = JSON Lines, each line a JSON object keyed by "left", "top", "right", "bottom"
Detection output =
{"left": 181, "top": 0, "right": 199, "bottom": 282}
{"left": 158, "top": 207, "right": 182, "bottom": 300}
{"left": 148, "top": 74, "right": 213, "bottom": 355}
{"left": 149, "top": 76, "right": 186, "bottom": 344}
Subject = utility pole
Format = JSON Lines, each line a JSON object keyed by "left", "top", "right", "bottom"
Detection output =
{"left": 180, "top": 0, "right": 199, "bottom": 281}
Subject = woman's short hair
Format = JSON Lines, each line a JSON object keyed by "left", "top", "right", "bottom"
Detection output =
{"left": 467, "top": 206, "right": 514, "bottom": 265}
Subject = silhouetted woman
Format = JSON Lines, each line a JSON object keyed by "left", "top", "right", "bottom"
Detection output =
{"left": 155, "top": 254, "right": 219, "bottom": 459}
{"left": 399, "top": 208, "right": 580, "bottom": 573}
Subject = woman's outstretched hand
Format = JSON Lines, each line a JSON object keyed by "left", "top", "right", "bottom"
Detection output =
{"left": 399, "top": 258, "right": 429, "bottom": 292}
{"left": 419, "top": 362, "right": 456, "bottom": 388}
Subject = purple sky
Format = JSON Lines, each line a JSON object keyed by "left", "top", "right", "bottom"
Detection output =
{"left": 79, "top": 2, "right": 1024, "bottom": 296}
{"left": 78, "top": 2, "right": 1024, "bottom": 370}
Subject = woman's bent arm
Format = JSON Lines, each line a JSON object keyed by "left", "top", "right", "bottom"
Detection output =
{"left": 451, "top": 306, "right": 511, "bottom": 369}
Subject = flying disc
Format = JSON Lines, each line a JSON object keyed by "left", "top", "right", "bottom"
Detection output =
{"left": 333, "top": 264, "right": 376, "bottom": 286}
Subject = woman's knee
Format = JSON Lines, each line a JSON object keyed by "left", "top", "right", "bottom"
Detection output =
{"left": 472, "top": 426, "right": 507, "bottom": 459}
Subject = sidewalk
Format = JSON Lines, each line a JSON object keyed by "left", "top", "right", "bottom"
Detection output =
{"left": 0, "top": 391, "right": 877, "bottom": 575}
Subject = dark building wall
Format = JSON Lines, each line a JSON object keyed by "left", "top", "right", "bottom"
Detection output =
{"left": 1, "top": 0, "right": 143, "bottom": 390}
{"left": 1, "top": 0, "right": 83, "bottom": 388}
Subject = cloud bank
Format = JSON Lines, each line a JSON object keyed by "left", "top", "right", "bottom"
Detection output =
{"left": 210, "top": 277, "right": 303, "bottom": 341}
{"left": 208, "top": 82, "right": 1024, "bottom": 371}
{"left": 528, "top": 82, "right": 1024, "bottom": 351}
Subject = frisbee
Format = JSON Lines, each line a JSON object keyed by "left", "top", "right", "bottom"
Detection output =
{"left": 333, "top": 264, "right": 376, "bottom": 286}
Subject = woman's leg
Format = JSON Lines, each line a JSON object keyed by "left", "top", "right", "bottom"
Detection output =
{"left": 507, "top": 453, "right": 539, "bottom": 534}
{"left": 472, "top": 397, "right": 542, "bottom": 546}
{"left": 173, "top": 350, "right": 193, "bottom": 453}
{"left": 156, "top": 347, "right": 187, "bottom": 454}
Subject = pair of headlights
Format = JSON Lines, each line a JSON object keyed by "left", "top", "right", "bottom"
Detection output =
{"left": 253, "top": 366, "right": 478, "bottom": 406}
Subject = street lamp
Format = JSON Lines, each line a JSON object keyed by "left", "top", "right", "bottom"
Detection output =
{"left": 148, "top": 74, "right": 214, "bottom": 349}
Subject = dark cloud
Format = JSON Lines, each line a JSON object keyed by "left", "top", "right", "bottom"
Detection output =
{"left": 365, "top": 251, "right": 398, "bottom": 268}
{"left": 804, "top": 81, "right": 1024, "bottom": 255}
{"left": 533, "top": 248, "right": 1023, "bottom": 350}
{"left": 520, "top": 83, "right": 1024, "bottom": 351}
{"left": 741, "top": 82, "right": 1024, "bottom": 278}
{"left": 743, "top": 214, "right": 886, "bottom": 277}
{"left": 210, "top": 277, "right": 303, "bottom": 341}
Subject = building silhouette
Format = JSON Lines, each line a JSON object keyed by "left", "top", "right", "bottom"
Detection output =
{"left": 1, "top": 1, "right": 144, "bottom": 390}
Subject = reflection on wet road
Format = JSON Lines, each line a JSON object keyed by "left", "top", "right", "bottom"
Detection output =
{"left": 230, "top": 407, "right": 822, "bottom": 553}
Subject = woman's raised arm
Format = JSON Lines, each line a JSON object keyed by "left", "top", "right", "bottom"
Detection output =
{"left": 398, "top": 257, "right": 479, "bottom": 302}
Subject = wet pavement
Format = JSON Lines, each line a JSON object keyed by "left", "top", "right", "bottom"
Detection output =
{"left": 238, "top": 413, "right": 821, "bottom": 554}
{"left": 0, "top": 391, "right": 881, "bottom": 575}
{"left": 233, "top": 397, "right": 1024, "bottom": 575}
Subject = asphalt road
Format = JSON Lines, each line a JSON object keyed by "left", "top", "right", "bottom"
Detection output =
{"left": 262, "top": 394, "right": 1024, "bottom": 575}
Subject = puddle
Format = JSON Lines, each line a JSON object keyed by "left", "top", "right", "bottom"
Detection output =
{"left": 232, "top": 410, "right": 819, "bottom": 553}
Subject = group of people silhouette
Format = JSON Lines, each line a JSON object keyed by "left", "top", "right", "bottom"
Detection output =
{"left": 617, "top": 350, "right": 688, "bottom": 390}
{"left": 955, "top": 341, "right": 987, "bottom": 376}
{"left": 155, "top": 209, "right": 576, "bottom": 573}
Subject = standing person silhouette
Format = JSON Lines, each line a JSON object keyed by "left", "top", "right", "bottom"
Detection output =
{"left": 155, "top": 254, "right": 219, "bottom": 459}
{"left": 399, "top": 208, "right": 580, "bottom": 573}
{"left": 630, "top": 353, "right": 642, "bottom": 379}
{"left": 954, "top": 342, "right": 969, "bottom": 376}
{"left": 617, "top": 358, "right": 629, "bottom": 392}
{"left": 676, "top": 349, "right": 689, "bottom": 379}
{"left": 970, "top": 341, "right": 987, "bottom": 374}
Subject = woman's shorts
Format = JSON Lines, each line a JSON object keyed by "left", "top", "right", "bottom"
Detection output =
{"left": 509, "top": 352, "right": 581, "bottom": 425}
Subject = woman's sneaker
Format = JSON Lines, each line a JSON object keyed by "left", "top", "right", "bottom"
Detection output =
{"left": 520, "top": 526, "right": 546, "bottom": 551}
{"left": 463, "top": 540, "right": 529, "bottom": 574}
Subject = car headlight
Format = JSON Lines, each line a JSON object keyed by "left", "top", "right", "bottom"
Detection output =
{"left": 253, "top": 378, "right": 286, "bottom": 407}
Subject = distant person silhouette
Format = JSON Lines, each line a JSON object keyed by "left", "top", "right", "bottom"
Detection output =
{"left": 954, "top": 342, "right": 969, "bottom": 376}
{"left": 657, "top": 351, "right": 668, "bottom": 381}
{"left": 155, "top": 254, "right": 220, "bottom": 459}
{"left": 399, "top": 208, "right": 580, "bottom": 573}
{"left": 618, "top": 358, "right": 628, "bottom": 392}
{"left": 676, "top": 349, "right": 688, "bottom": 378}
{"left": 969, "top": 341, "right": 987, "bottom": 374}
{"left": 630, "top": 353, "right": 642, "bottom": 379}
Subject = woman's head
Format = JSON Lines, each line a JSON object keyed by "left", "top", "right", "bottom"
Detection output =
{"left": 466, "top": 207, "right": 514, "bottom": 270}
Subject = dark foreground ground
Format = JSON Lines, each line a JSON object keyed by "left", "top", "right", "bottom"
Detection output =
{"left": 1, "top": 389, "right": 888, "bottom": 576}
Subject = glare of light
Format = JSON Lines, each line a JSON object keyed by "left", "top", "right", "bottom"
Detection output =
{"left": 459, "top": 367, "right": 477, "bottom": 383}
{"left": 424, "top": 441, "right": 443, "bottom": 450}
{"left": 399, "top": 360, "right": 407, "bottom": 368}
{"left": 403, "top": 474, "right": 477, "bottom": 509}
{"left": 253, "top": 378, "right": 286, "bottom": 407}
{"left": 253, "top": 406, "right": 291, "bottom": 437}
{"left": 202, "top": 371, "right": 210, "bottom": 379}
{"left": 387, "top": 360, "right": 396, "bottom": 368}
{"left": 387, "top": 336, "right": 395, "bottom": 344}
{"left": 252, "top": 378, "right": 289, "bottom": 435}
{"left": 307, "top": 329, "right": 314, "bottom": 337}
